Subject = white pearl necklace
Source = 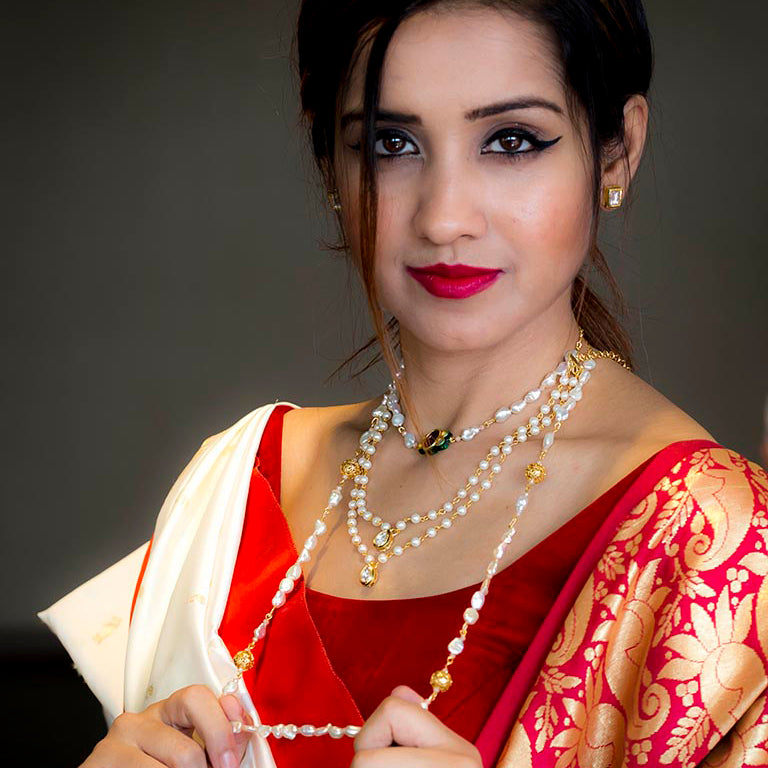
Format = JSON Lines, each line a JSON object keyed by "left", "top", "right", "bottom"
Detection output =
{"left": 226, "top": 348, "right": 601, "bottom": 741}
{"left": 390, "top": 336, "right": 584, "bottom": 454}
{"left": 348, "top": 364, "right": 590, "bottom": 587}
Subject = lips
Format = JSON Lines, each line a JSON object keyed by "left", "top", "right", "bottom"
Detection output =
{"left": 406, "top": 262, "right": 502, "bottom": 299}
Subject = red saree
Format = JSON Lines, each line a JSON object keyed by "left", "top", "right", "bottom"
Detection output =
{"left": 494, "top": 446, "right": 768, "bottom": 768}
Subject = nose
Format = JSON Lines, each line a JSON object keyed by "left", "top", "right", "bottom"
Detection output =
{"left": 411, "top": 161, "right": 487, "bottom": 246}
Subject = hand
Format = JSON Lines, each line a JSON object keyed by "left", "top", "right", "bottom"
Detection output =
{"left": 351, "top": 686, "right": 482, "bottom": 768}
{"left": 80, "top": 685, "right": 252, "bottom": 768}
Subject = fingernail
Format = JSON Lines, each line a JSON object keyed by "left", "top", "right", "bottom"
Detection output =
{"left": 221, "top": 750, "right": 239, "bottom": 768}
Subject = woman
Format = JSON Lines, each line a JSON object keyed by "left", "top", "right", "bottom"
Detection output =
{"left": 41, "top": 1, "right": 768, "bottom": 766}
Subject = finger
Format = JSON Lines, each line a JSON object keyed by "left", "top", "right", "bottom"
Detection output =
{"left": 160, "top": 685, "right": 241, "bottom": 768}
{"left": 111, "top": 711, "right": 208, "bottom": 768}
{"left": 354, "top": 693, "right": 476, "bottom": 756}
{"left": 218, "top": 694, "right": 253, "bottom": 759}
{"left": 351, "top": 746, "right": 480, "bottom": 768}
{"left": 389, "top": 685, "right": 423, "bottom": 705}
{"left": 81, "top": 735, "right": 168, "bottom": 768}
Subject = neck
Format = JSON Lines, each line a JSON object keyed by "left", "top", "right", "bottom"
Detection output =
{"left": 396, "top": 313, "right": 581, "bottom": 437}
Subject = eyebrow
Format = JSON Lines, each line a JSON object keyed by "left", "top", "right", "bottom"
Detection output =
{"left": 340, "top": 97, "right": 564, "bottom": 129}
{"left": 465, "top": 98, "right": 564, "bottom": 120}
{"left": 341, "top": 109, "right": 420, "bottom": 129}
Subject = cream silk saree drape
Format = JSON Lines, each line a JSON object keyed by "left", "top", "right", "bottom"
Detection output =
{"left": 39, "top": 404, "right": 768, "bottom": 767}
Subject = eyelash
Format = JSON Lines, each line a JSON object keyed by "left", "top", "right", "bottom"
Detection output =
{"left": 351, "top": 127, "right": 560, "bottom": 162}
{"left": 481, "top": 128, "right": 561, "bottom": 160}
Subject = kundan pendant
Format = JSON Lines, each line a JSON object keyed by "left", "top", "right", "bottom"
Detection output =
{"left": 373, "top": 527, "right": 394, "bottom": 551}
{"left": 417, "top": 429, "right": 453, "bottom": 455}
{"left": 360, "top": 562, "right": 378, "bottom": 587}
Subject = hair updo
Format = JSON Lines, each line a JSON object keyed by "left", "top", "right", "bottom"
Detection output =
{"left": 296, "top": 0, "right": 654, "bottom": 373}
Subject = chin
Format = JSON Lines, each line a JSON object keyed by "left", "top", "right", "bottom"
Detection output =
{"left": 398, "top": 311, "right": 516, "bottom": 355}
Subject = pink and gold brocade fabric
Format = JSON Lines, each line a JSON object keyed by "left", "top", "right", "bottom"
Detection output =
{"left": 497, "top": 447, "right": 768, "bottom": 768}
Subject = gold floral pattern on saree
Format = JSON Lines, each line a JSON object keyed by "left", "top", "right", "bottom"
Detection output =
{"left": 499, "top": 449, "right": 768, "bottom": 768}
{"left": 700, "top": 691, "right": 768, "bottom": 767}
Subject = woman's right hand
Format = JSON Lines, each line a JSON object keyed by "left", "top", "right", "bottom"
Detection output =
{"left": 80, "top": 685, "right": 252, "bottom": 768}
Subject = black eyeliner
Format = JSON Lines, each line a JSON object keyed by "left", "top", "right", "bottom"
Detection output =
{"left": 483, "top": 127, "right": 562, "bottom": 156}
{"left": 346, "top": 127, "right": 561, "bottom": 157}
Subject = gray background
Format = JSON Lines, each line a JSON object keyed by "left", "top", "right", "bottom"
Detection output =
{"left": 2, "top": 0, "right": 767, "bottom": 758}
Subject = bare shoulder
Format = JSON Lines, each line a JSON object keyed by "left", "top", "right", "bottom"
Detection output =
{"left": 563, "top": 363, "right": 717, "bottom": 498}
{"left": 281, "top": 399, "right": 374, "bottom": 507}
{"left": 586, "top": 362, "right": 715, "bottom": 451}
{"left": 598, "top": 374, "right": 766, "bottom": 538}
{"left": 282, "top": 400, "right": 372, "bottom": 449}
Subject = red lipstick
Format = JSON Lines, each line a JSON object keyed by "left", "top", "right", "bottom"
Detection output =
{"left": 406, "top": 263, "right": 502, "bottom": 299}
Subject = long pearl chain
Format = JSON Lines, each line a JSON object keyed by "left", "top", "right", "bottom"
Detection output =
{"left": 226, "top": 336, "right": 621, "bottom": 740}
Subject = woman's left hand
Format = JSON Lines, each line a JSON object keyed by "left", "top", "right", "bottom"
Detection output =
{"left": 351, "top": 686, "right": 483, "bottom": 767}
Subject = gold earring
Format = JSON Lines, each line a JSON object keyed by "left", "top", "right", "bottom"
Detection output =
{"left": 327, "top": 190, "right": 342, "bottom": 212}
{"left": 602, "top": 185, "right": 624, "bottom": 209}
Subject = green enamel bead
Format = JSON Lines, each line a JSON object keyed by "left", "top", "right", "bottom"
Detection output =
{"left": 417, "top": 429, "right": 453, "bottom": 455}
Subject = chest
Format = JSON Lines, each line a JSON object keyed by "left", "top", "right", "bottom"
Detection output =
{"left": 281, "top": 429, "right": 634, "bottom": 600}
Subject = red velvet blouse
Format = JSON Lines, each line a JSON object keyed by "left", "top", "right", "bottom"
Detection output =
{"left": 217, "top": 405, "right": 651, "bottom": 766}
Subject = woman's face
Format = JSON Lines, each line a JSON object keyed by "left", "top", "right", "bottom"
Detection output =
{"left": 337, "top": 6, "right": 595, "bottom": 354}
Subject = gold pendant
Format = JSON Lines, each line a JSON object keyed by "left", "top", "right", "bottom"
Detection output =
{"left": 566, "top": 352, "right": 583, "bottom": 379}
{"left": 360, "top": 562, "right": 378, "bottom": 587}
{"left": 340, "top": 459, "right": 363, "bottom": 478}
{"left": 525, "top": 462, "right": 547, "bottom": 484}
{"left": 430, "top": 669, "right": 453, "bottom": 692}
{"left": 373, "top": 527, "right": 394, "bottom": 551}
{"left": 233, "top": 649, "right": 255, "bottom": 672}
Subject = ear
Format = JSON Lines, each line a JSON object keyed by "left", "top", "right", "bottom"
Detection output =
{"left": 600, "top": 94, "right": 649, "bottom": 208}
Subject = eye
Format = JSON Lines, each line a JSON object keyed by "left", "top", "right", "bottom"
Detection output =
{"left": 482, "top": 128, "right": 561, "bottom": 158}
{"left": 375, "top": 129, "right": 418, "bottom": 157}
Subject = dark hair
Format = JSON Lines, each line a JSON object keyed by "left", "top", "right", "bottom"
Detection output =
{"left": 296, "top": 0, "right": 654, "bottom": 373}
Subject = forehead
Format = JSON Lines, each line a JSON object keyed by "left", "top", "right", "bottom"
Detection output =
{"left": 345, "top": 6, "right": 564, "bottom": 114}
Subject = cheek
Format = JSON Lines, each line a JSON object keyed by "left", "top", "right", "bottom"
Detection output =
{"left": 335, "top": 170, "right": 404, "bottom": 261}
{"left": 373, "top": 193, "right": 406, "bottom": 252}
{"left": 495, "top": 163, "right": 593, "bottom": 280}
{"left": 373, "top": 194, "right": 416, "bottom": 305}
